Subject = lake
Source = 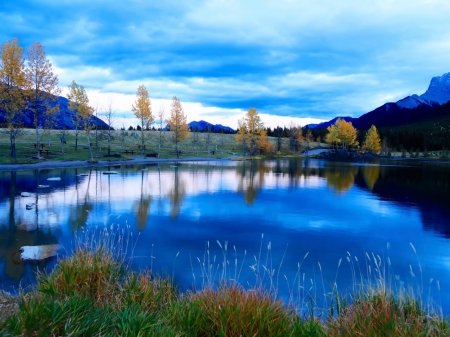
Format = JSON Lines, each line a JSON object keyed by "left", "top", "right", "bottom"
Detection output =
{"left": 1, "top": 158, "right": 450, "bottom": 313}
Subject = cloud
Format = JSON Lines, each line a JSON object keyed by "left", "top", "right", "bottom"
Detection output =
{"left": 1, "top": 0, "right": 449, "bottom": 125}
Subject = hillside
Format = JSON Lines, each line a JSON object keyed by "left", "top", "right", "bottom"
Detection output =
{"left": 0, "top": 95, "right": 109, "bottom": 130}
{"left": 314, "top": 72, "right": 450, "bottom": 130}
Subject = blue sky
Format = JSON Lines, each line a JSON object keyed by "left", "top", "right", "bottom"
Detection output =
{"left": 1, "top": 0, "right": 450, "bottom": 128}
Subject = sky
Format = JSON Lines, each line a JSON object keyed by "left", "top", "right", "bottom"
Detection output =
{"left": 1, "top": 0, "right": 450, "bottom": 129}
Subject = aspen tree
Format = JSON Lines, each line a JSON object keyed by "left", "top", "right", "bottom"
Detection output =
{"left": 363, "top": 124, "right": 381, "bottom": 153}
{"left": 26, "top": 42, "right": 60, "bottom": 158}
{"left": 167, "top": 96, "right": 189, "bottom": 158}
{"left": 0, "top": 38, "right": 27, "bottom": 161}
{"left": 67, "top": 81, "right": 90, "bottom": 151}
{"left": 236, "top": 107, "right": 265, "bottom": 155}
{"left": 131, "top": 85, "right": 153, "bottom": 155}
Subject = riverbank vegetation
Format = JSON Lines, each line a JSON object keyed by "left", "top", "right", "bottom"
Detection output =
{"left": 0, "top": 245, "right": 448, "bottom": 336}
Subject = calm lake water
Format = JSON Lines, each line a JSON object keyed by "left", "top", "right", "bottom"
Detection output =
{"left": 1, "top": 159, "right": 450, "bottom": 312}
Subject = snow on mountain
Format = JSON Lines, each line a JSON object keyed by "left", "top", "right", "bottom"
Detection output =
{"left": 397, "top": 72, "right": 450, "bottom": 109}
{"left": 419, "top": 72, "right": 450, "bottom": 105}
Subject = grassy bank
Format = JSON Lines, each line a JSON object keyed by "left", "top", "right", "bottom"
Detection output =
{"left": 0, "top": 128, "right": 325, "bottom": 164}
{"left": 1, "top": 247, "right": 448, "bottom": 336}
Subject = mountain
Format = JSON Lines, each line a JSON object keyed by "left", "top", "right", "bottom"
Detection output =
{"left": 188, "top": 120, "right": 235, "bottom": 133}
{"left": 0, "top": 95, "right": 109, "bottom": 130}
{"left": 163, "top": 120, "right": 235, "bottom": 133}
{"left": 313, "top": 72, "right": 450, "bottom": 130}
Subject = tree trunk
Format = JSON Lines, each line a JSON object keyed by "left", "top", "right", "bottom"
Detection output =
{"left": 10, "top": 131, "right": 17, "bottom": 162}
{"left": 35, "top": 118, "right": 41, "bottom": 158}
{"left": 86, "top": 133, "right": 93, "bottom": 160}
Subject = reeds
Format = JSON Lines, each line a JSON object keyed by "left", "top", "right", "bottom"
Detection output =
{"left": 1, "top": 232, "right": 449, "bottom": 336}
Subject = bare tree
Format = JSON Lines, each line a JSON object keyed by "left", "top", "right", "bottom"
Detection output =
{"left": 191, "top": 127, "right": 200, "bottom": 155}
{"left": 156, "top": 106, "right": 166, "bottom": 158}
{"left": 205, "top": 125, "right": 212, "bottom": 155}
{"left": 103, "top": 99, "right": 116, "bottom": 156}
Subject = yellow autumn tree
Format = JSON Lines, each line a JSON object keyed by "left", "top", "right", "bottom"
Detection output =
{"left": 67, "top": 81, "right": 91, "bottom": 151}
{"left": 0, "top": 38, "right": 28, "bottom": 161}
{"left": 325, "top": 123, "right": 341, "bottom": 149}
{"left": 236, "top": 107, "right": 265, "bottom": 155}
{"left": 236, "top": 119, "right": 248, "bottom": 154}
{"left": 363, "top": 125, "right": 381, "bottom": 153}
{"left": 326, "top": 118, "right": 358, "bottom": 149}
{"left": 257, "top": 129, "right": 268, "bottom": 154}
{"left": 167, "top": 96, "right": 189, "bottom": 157}
{"left": 131, "top": 85, "right": 153, "bottom": 154}
{"left": 26, "top": 42, "right": 61, "bottom": 158}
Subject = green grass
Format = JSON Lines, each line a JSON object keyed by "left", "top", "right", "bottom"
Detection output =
{"left": 0, "top": 128, "right": 326, "bottom": 164}
{"left": 1, "top": 245, "right": 448, "bottom": 337}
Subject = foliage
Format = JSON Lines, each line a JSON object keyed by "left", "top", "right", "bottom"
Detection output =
{"left": 0, "top": 38, "right": 28, "bottom": 161}
{"left": 363, "top": 124, "right": 381, "bottom": 153}
{"left": 67, "top": 81, "right": 92, "bottom": 151}
{"left": 131, "top": 85, "right": 153, "bottom": 154}
{"left": 167, "top": 96, "right": 189, "bottom": 157}
{"left": 1, "top": 247, "right": 449, "bottom": 336}
{"left": 25, "top": 41, "right": 61, "bottom": 158}
{"left": 236, "top": 107, "right": 268, "bottom": 155}
{"left": 326, "top": 119, "right": 359, "bottom": 149}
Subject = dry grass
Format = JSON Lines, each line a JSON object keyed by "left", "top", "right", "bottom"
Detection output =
{"left": 0, "top": 128, "right": 325, "bottom": 164}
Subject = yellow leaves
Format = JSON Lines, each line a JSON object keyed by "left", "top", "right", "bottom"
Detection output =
{"left": 167, "top": 96, "right": 189, "bottom": 146}
{"left": 363, "top": 125, "right": 381, "bottom": 153}
{"left": 132, "top": 85, "right": 153, "bottom": 128}
{"left": 325, "top": 124, "right": 341, "bottom": 147}
{"left": 0, "top": 38, "right": 26, "bottom": 88}
{"left": 257, "top": 129, "right": 268, "bottom": 152}
{"left": 326, "top": 119, "right": 358, "bottom": 149}
{"left": 25, "top": 42, "right": 60, "bottom": 120}
{"left": 0, "top": 38, "right": 27, "bottom": 129}
{"left": 67, "top": 80, "right": 93, "bottom": 131}
{"left": 236, "top": 107, "right": 265, "bottom": 154}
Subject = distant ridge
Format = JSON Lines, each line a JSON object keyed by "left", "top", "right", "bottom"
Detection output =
{"left": 0, "top": 94, "right": 109, "bottom": 130}
{"left": 313, "top": 72, "right": 450, "bottom": 130}
{"left": 188, "top": 120, "right": 235, "bottom": 133}
{"left": 163, "top": 120, "right": 235, "bottom": 133}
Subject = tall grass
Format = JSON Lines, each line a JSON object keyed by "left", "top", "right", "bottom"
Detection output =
{"left": 1, "top": 231, "right": 449, "bottom": 336}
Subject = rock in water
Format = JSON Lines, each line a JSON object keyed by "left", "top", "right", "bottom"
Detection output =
{"left": 20, "top": 244, "right": 61, "bottom": 261}
{"left": 21, "top": 192, "right": 32, "bottom": 197}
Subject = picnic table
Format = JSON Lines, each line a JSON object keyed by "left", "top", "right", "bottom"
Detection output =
{"left": 42, "top": 149, "right": 51, "bottom": 156}
{"left": 136, "top": 144, "right": 146, "bottom": 150}
{"left": 124, "top": 149, "right": 135, "bottom": 155}
{"left": 33, "top": 143, "right": 45, "bottom": 149}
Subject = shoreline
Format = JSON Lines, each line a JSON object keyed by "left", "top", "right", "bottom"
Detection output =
{"left": 0, "top": 157, "right": 233, "bottom": 172}
{"left": 2, "top": 153, "right": 449, "bottom": 172}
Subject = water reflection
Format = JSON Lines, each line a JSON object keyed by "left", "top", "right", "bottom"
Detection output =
{"left": 1, "top": 159, "right": 450, "bottom": 306}
{"left": 168, "top": 167, "right": 186, "bottom": 218}
{"left": 133, "top": 169, "right": 152, "bottom": 229}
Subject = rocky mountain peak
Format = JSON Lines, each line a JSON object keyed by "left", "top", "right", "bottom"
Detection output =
{"left": 420, "top": 72, "right": 450, "bottom": 105}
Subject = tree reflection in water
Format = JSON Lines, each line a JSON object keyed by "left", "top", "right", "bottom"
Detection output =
{"left": 133, "top": 169, "right": 152, "bottom": 230}
{"left": 169, "top": 166, "right": 186, "bottom": 218}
